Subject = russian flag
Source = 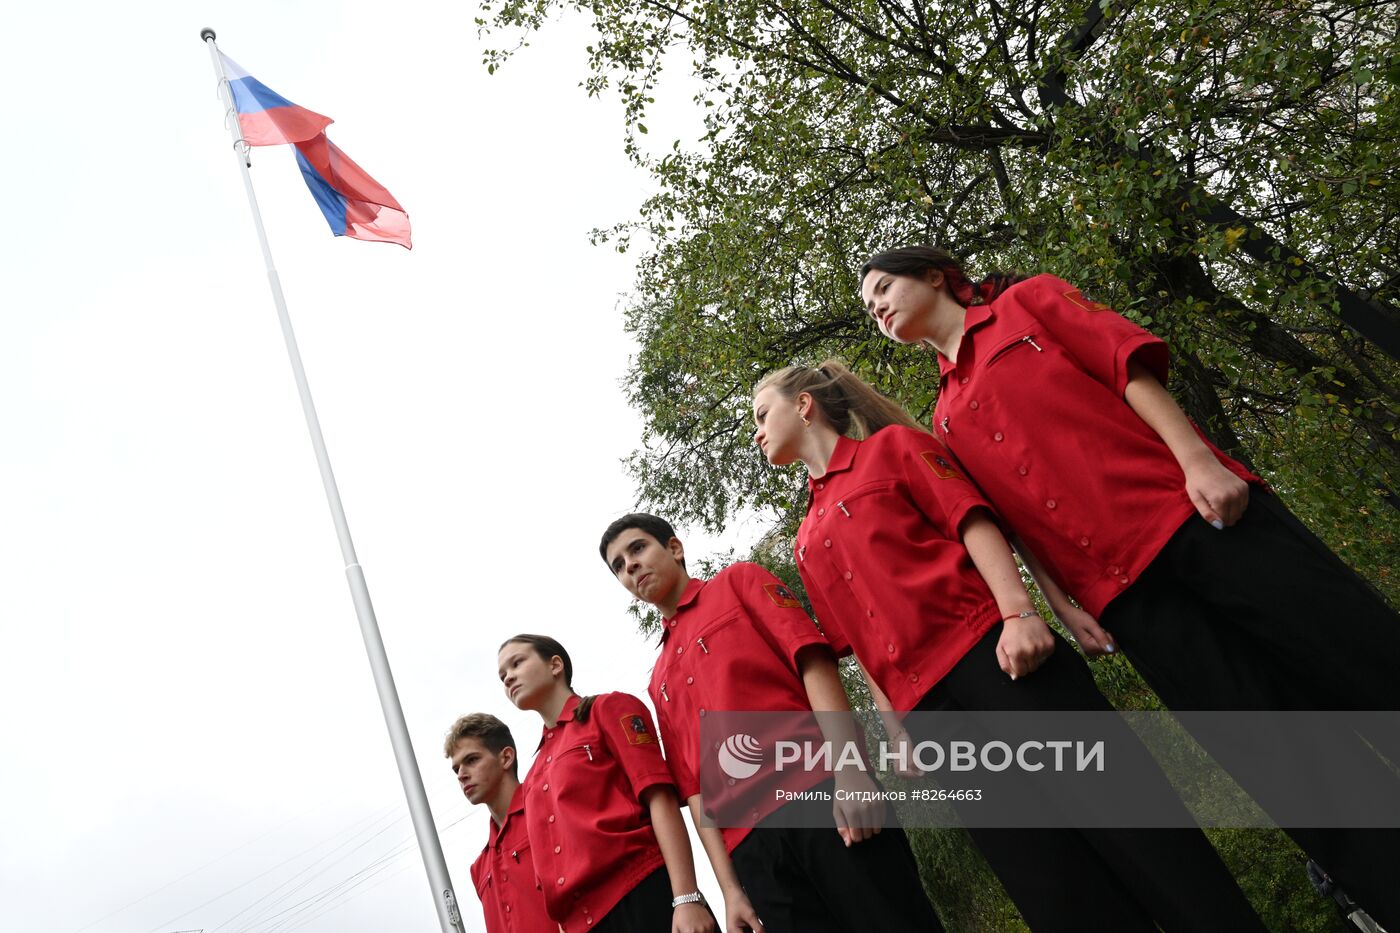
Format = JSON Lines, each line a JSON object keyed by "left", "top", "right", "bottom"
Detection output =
{"left": 222, "top": 54, "right": 411, "bottom": 249}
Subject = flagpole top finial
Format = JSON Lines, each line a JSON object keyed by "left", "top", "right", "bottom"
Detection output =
{"left": 200, "top": 27, "right": 217, "bottom": 42}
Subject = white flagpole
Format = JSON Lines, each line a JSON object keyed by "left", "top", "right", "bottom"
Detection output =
{"left": 200, "top": 29, "right": 464, "bottom": 933}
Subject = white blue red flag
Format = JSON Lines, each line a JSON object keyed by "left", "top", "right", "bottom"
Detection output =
{"left": 222, "top": 54, "right": 411, "bottom": 249}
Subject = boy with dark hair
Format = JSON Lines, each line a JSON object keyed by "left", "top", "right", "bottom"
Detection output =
{"left": 444, "top": 713, "right": 556, "bottom": 933}
{"left": 600, "top": 513, "right": 944, "bottom": 933}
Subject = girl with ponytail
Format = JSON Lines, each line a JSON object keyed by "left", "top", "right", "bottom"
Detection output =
{"left": 752, "top": 361, "right": 1266, "bottom": 932}
{"left": 497, "top": 635, "right": 718, "bottom": 933}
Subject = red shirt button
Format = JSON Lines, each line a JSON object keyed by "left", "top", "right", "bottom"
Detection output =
{"left": 910, "top": 674, "right": 920, "bottom": 683}
{"left": 994, "top": 432, "right": 1004, "bottom": 442}
{"left": 969, "top": 400, "right": 980, "bottom": 410}
{"left": 1045, "top": 499, "right": 1057, "bottom": 509}
{"left": 818, "top": 507, "right": 825, "bottom": 516}
{"left": 794, "top": 431, "right": 1002, "bottom": 722}
{"left": 960, "top": 376, "right": 969, "bottom": 385}
{"left": 686, "top": 676, "right": 694, "bottom": 684}
{"left": 699, "top": 709, "right": 707, "bottom": 717}
{"left": 557, "top": 877, "right": 565, "bottom": 886}
{"left": 546, "top": 755, "right": 552, "bottom": 762}
{"left": 1119, "top": 576, "right": 1130, "bottom": 584}
{"left": 554, "top": 845, "right": 561, "bottom": 853}
{"left": 547, "top": 732, "right": 554, "bottom": 739}
{"left": 1107, "top": 565, "right": 1121, "bottom": 575}
{"left": 816, "top": 482, "right": 825, "bottom": 490}
{"left": 548, "top": 815, "right": 556, "bottom": 823}
{"left": 505, "top": 905, "right": 511, "bottom": 913}
{"left": 844, "top": 571, "right": 853, "bottom": 580}
{"left": 1018, "top": 465, "right": 1029, "bottom": 476}
{"left": 1079, "top": 537, "right": 1090, "bottom": 548}
{"left": 542, "top": 783, "right": 549, "bottom": 791}
{"left": 824, "top": 539, "right": 832, "bottom": 548}
{"left": 676, "top": 645, "right": 683, "bottom": 654}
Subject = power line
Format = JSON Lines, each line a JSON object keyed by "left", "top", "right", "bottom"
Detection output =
{"left": 65, "top": 810, "right": 314, "bottom": 933}
{"left": 133, "top": 801, "right": 406, "bottom": 933}
{"left": 227, "top": 808, "right": 475, "bottom": 933}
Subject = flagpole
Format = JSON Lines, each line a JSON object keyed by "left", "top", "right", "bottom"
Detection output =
{"left": 201, "top": 30, "right": 464, "bottom": 933}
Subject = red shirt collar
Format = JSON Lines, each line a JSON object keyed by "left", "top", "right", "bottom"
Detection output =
{"left": 809, "top": 434, "right": 859, "bottom": 491}
{"left": 660, "top": 577, "right": 708, "bottom": 643}
{"left": 674, "top": 576, "right": 705, "bottom": 611}
{"left": 487, "top": 783, "right": 527, "bottom": 849}
{"left": 545, "top": 693, "right": 583, "bottom": 733}
{"left": 937, "top": 302, "right": 997, "bottom": 379}
{"left": 506, "top": 782, "right": 526, "bottom": 816}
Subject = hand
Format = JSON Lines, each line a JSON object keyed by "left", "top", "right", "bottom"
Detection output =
{"left": 996, "top": 614, "right": 1056, "bottom": 679}
{"left": 1054, "top": 604, "right": 1117, "bottom": 658}
{"left": 673, "top": 900, "right": 718, "bottom": 933}
{"left": 832, "top": 769, "right": 885, "bottom": 846}
{"left": 723, "top": 890, "right": 765, "bottom": 932}
{"left": 1183, "top": 455, "right": 1249, "bottom": 529}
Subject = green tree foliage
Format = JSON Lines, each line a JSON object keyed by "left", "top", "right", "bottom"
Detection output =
{"left": 481, "top": 0, "right": 1399, "bottom": 602}
{"left": 481, "top": 0, "right": 1392, "bottom": 927}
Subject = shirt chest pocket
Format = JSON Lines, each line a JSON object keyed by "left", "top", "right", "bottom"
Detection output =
{"left": 982, "top": 329, "right": 1045, "bottom": 371}
{"left": 555, "top": 740, "right": 601, "bottom": 766}
{"left": 800, "top": 481, "right": 895, "bottom": 563}
{"left": 663, "top": 613, "right": 740, "bottom": 700}
{"left": 504, "top": 838, "right": 532, "bottom": 870}
{"left": 543, "top": 739, "right": 615, "bottom": 812}
{"left": 491, "top": 838, "right": 532, "bottom": 888}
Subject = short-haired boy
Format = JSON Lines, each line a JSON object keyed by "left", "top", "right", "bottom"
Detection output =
{"left": 444, "top": 713, "right": 557, "bottom": 933}
{"left": 600, "top": 513, "right": 943, "bottom": 933}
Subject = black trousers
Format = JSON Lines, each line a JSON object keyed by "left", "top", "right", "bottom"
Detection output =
{"left": 731, "top": 809, "right": 944, "bottom": 933}
{"left": 1101, "top": 491, "right": 1400, "bottom": 930}
{"left": 592, "top": 865, "right": 718, "bottom": 933}
{"left": 912, "top": 624, "right": 1266, "bottom": 933}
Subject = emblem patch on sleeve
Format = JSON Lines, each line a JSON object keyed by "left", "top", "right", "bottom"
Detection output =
{"left": 1062, "top": 289, "right": 1112, "bottom": 313}
{"left": 763, "top": 582, "right": 804, "bottom": 608}
{"left": 920, "top": 451, "right": 965, "bottom": 481}
{"left": 620, "top": 714, "right": 655, "bottom": 745}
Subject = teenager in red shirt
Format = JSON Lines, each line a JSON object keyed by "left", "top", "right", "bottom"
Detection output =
{"left": 445, "top": 713, "right": 558, "bottom": 933}
{"left": 599, "top": 512, "right": 943, "bottom": 933}
{"left": 857, "top": 245, "right": 1400, "bottom": 927}
{"left": 498, "top": 634, "right": 716, "bottom": 933}
{"left": 753, "top": 360, "right": 1266, "bottom": 932}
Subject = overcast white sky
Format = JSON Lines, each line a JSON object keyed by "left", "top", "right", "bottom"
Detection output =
{"left": 0, "top": 3, "right": 769, "bottom": 931}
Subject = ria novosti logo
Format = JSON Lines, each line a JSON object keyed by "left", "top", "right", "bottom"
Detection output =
{"left": 717, "top": 733, "right": 764, "bottom": 780}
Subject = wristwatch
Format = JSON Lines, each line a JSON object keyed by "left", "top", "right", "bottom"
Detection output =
{"left": 672, "top": 891, "right": 706, "bottom": 908}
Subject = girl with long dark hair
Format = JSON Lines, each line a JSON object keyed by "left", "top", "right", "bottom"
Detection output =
{"left": 855, "top": 246, "right": 1400, "bottom": 927}
{"left": 498, "top": 634, "right": 718, "bottom": 933}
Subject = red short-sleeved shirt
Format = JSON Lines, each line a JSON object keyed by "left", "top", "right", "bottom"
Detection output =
{"left": 650, "top": 563, "right": 833, "bottom": 848}
{"left": 470, "top": 785, "right": 558, "bottom": 933}
{"left": 795, "top": 426, "right": 1002, "bottom": 712}
{"left": 932, "top": 274, "right": 1261, "bottom": 617}
{"left": 524, "top": 692, "right": 673, "bottom": 932}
